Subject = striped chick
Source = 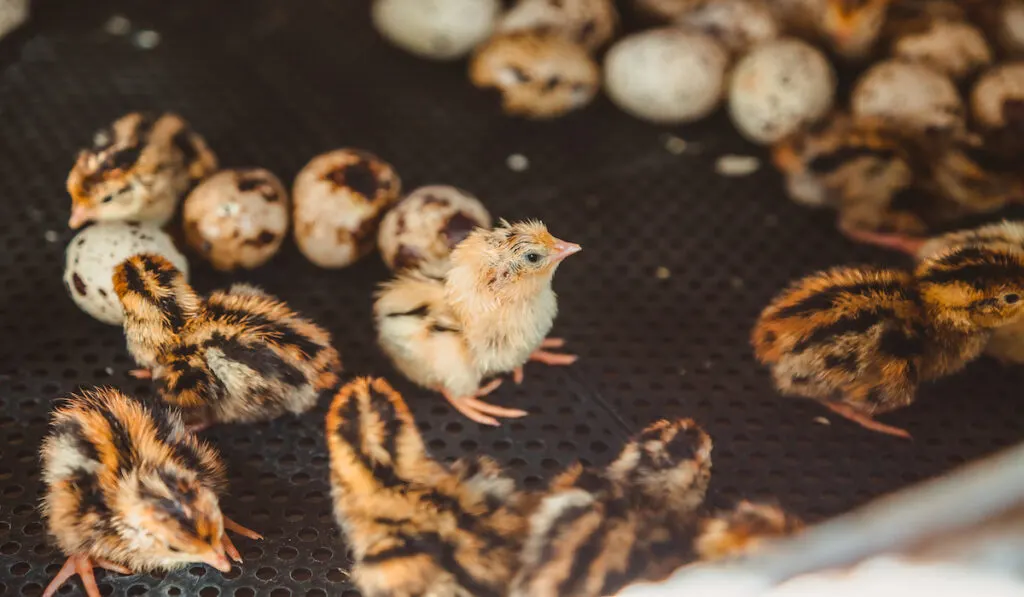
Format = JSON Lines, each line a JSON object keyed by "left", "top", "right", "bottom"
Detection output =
{"left": 694, "top": 501, "right": 804, "bottom": 562}
{"left": 40, "top": 387, "right": 260, "bottom": 597}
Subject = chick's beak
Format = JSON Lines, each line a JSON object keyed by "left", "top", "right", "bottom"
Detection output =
{"left": 68, "top": 205, "right": 94, "bottom": 229}
{"left": 551, "top": 238, "right": 582, "bottom": 263}
{"left": 201, "top": 546, "right": 232, "bottom": 573}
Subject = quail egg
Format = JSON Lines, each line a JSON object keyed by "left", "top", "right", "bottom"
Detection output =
{"left": 183, "top": 168, "right": 289, "bottom": 272}
{"left": 378, "top": 185, "right": 492, "bottom": 272}
{"left": 63, "top": 222, "right": 189, "bottom": 325}
{"left": 371, "top": 0, "right": 501, "bottom": 60}
{"left": 604, "top": 28, "right": 729, "bottom": 124}
{"left": 293, "top": 149, "right": 402, "bottom": 269}
{"left": 851, "top": 60, "right": 963, "bottom": 135}
{"left": 971, "top": 62, "right": 1024, "bottom": 131}
{"left": 674, "top": 0, "right": 779, "bottom": 55}
{"left": 891, "top": 19, "right": 992, "bottom": 81}
{"left": 728, "top": 38, "right": 836, "bottom": 144}
{"left": 497, "top": 0, "right": 619, "bottom": 52}
{"left": 633, "top": 0, "right": 701, "bottom": 21}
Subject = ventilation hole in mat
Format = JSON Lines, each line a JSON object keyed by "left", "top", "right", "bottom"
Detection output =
{"left": 128, "top": 585, "right": 148, "bottom": 596}
{"left": 199, "top": 588, "right": 219, "bottom": 597}
{"left": 312, "top": 548, "right": 333, "bottom": 561}
{"left": 326, "top": 569, "right": 347, "bottom": 583}
{"left": 306, "top": 590, "right": 327, "bottom": 597}
{"left": 189, "top": 566, "right": 206, "bottom": 577}
{"left": 291, "top": 568, "right": 312, "bottom": 581}
{"left": 256, "top": 567, "right": 277, "bottom": 581}
{"left": 234, "top": 589, "right": 255, "bottom": 597}
{"left": 10, "top": 562, "right": 29, "bottom": 576}
{"left": 277, "top": 546, "right": 298, "bottom": 560}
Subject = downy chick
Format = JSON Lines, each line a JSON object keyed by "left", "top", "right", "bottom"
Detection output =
{"left": 40, "top": 387, "right": 261, "bottom": 597}
{"left": 326, "top": 377, "right": 532, "bottom": 597}
{"left": 113, "top": 254, "right": 342, "bottom": 430}
{"left": 374, "top": 219, "right": 581, "bottom": 426}
{"left": 510, "top": 419, "right": 713, "bottom": 597}
{"left": 66, "top": 112, "right": 217, "bottom": 229}
{"left": 752, "top": 246, "right": 1024, "bottom": 438}
{"left": 694, "top": 501, "right": 804, "bottom": 561}
{"left": 819, "top": 0, "right": 892, "bottom": 60}
{"left": 772, "top": 112, "right": 922, "bottom": 240}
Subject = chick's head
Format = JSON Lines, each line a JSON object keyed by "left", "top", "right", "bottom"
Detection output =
{"left": 449, "top": 219, "right": 581, "bottom": 301}
{"left": 119, "top": 467, "right": 231, "bottom": 572}
{"left": 113, "top": 253, "right": 198, "bottom": 319}
{"left": 917, "top": 246, "right": 1024, "bottom": 330}
{"left": 821, "top": 0, "right": 890, "bottom": 54}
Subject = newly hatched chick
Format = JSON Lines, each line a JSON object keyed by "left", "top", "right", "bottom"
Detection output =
{"left": 374, "top": 220, "right": 581, "bottom": 426}
{"left": 919, "top": 131, "right": 1024, "bottom": 218}
{"left": 66, "top": 112, "right": 217, "bottom": 229}
{"left": 771, "top": 112, "right": 921, "bottom": 238}
{"left": 694, "top": 501, "right": 804, "bottom": 561}
{"left": 509, "top": 419, "right": 713, "bottom": 597}
{"left": 40, "top": 387, "right": 261, "bottom": 597}
{"left": 113, "top": 253, "right": 342, "bottom": 430}
{"left": 753, "top": 247, "right": 1024, "bottom": 437}
{"left": 819, "top": 0, "right": 892, "bottom": 60}
{"left": 326, "top": 377, "right": 531, "bottom": 597}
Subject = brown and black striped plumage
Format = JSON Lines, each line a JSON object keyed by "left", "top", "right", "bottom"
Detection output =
{"left": 326, "top": 377, "right": 531, "bottom": 597}
{"left": 754, "top": 246, "right": 1024, "bottom": 437}
{"left": 114, "top": 254, "right": 342, "bottom": 430}
{"left": 694, "top": 501, "right": 804, "bottom": 562}
{"left": 510, "top": 419, "right": 713, "bottom": 597}
{"left": 40, "top": 387, "right": 259, "bottom": 597}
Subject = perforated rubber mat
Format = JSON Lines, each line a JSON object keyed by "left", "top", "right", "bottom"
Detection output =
{"left": 2, "top": 1, "right": 1024, "bottom": 596}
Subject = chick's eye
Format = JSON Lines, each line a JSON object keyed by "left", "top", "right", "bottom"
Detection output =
{"left": 1005, "top": 294, "right": 1020, "bottom": 304}
{"left": 167, "top": 545, "right": 182, "bottom": 553}
{"left": 101, "top": 194, "right": 114, "bottom": 204}
{"left": 525, "top": 252, "right": 541, "bottom": 263}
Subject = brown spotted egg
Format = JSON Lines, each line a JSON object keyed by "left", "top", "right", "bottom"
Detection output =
{"left": 851, "top": 60, "right": 964, "bottom": 135}
{"left": 378, "top": 185, "right": 492, "bottom": 272}
{"left": 469, "top": 31, "right": 599, "bottom": 119}
{"left": 183, "top": 168, "right": 289, "bottom": 271}
{"left": 293, "top": 149, "right": 402, "bottom": 269}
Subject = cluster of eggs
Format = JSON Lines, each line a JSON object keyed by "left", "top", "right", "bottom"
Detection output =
{"left": 370, "top": 0, "right": 1024, "bottom": 146}
{"left": 63, "top": 117, "right": 492, "bottom": 324}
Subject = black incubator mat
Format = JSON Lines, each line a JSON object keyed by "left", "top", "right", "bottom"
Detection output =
{"left": 2, "top": 1, "right": 1024, "bottom": 596}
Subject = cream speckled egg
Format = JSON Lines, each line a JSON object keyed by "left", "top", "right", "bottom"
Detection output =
{"left": 183, "top": 168, "right": 289, "bottom": 272}
{"left": 604, "top": 28, "right": 729, "bottom": 124}
{"left": 891, "top": 19, "right": 992, "bottom": 81}
{"left": 63, "top": 222, "right": 189, "bottom": 325}
{"left": 728, "top": 38, "right": 835, "bottom": 144}
{"left": 293, "top": 149, "right": 402, "bottom": 269}
{"left": 998, "top": 0, "right": 1024, "bottom": 57}
{"left": 971, "top": 62, "right": 1024, "bottom": 130}
{"left": 851, "top": 60, "right": 963, "bottom": 135}
{"left": 372, "top": 0, "right": 501, "bottom": 60}
{"left": 378, "top": 185, "right": 492, "bottom": 272}
{"left": 674, "top": 0, "right": 779, "bottom": 55}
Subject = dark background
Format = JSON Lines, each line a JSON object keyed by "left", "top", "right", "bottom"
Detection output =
{"left": 1, "top": 1, "right": 1023, "bottom": 595}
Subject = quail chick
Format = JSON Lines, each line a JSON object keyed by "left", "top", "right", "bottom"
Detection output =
{"left": 40, "top": 387, "right": 261, "bottom": 597}
{"left": 772, "top": 112, "right": 922, "bottom": 240}
{"left": 67, "top": 112, "right": 217, "bottom": 229}
{"left": 752, "top": 246, "right": 1024, "bottom": 437}
{"left": 510, "top": 419, "right": 713, "bottom": 597}
{"left": 374, "top": 219, "right": 581, "bottom": 426}
{"left": 694, "top": 501, "right": 804, "bottom": 561}
{"left": 326, "top": 377, "right": 532, "bottom": 597}
{"left": 818, "top": 0, "right": 892, "bottom": 60}
{"left": 113, "top": 253, "right": 342, "bottom": 430}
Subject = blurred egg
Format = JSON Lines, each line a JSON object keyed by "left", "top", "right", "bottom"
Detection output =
{"left": 371, "top": 0, "right": 501, "bottom": 60}
{"left": 971, "top": 62, "right": 1024, "bottom": 130}
{"left": 851, "top": 60, "right": 963, "bottom": 135}
{"left": 674, "top": 0, "right": 779, "bottom": 55}
{"left": 891, "top": 19, "right": 992, "bottom": 81}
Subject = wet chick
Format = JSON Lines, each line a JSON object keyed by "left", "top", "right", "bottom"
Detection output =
{"left": 40, "top": 387, "right": 261, "bottom": 597}
{"left": 113, "top": 254, "right": 342, "bottom": 430}
{"left": 66, "top": 112, "right": 217, "bottom": 229}
{"left": 694, "top": 501, "right": 804, "bottom": 561}
{"left": 752, "top": 247, "right": 1024, "bottom": 438}
{"left": 772, "top": 112, "right": 921, "bottom": 240}
{"left": 326, "top": 377, "right": 532, "bottom": 597}
{"left": 374, "top": 219, "right": 581, "bottom": 426}
{"left": 510, "top": 419, "right": 713, "bottom": 597}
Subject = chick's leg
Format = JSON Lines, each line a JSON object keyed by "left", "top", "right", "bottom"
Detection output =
{"left": 223, "top": 516, "right": 264, "bottom": 541}
{"left": 43, "top": 554, "right": 131, "bottom": 597}
{"left": 128, "top": 368, "right": 152, "bottom": 379}
{"left": 513, "top": 338, "right": 578, "bottom": 385}
{"left": 443, "top": 379, "right": 527, "bottom": 427}
{"left": 824, "top": 403, "right": 911, "bottom": 439}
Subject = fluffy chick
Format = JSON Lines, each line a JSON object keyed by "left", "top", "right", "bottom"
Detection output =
{"left": 819, "top": 0, "right": 892, "bottom": 60}
{"left": 66, "top": 112, "right": 217, "bottom": 229}
{"left": 326, "top": 377, "right": 532, "bottom": 597}
{"left": 374, "top": 219, "right": 581, "bottom": 426}
{"left": 113, "top": 253, "right": 342, "bottom": 430}
{"left": 694, "top": 501, "right": 804, "bottom": 561}
{"left": 509, "top": 419, "right": 713, "bottom": 597}
{"left": 40, "top": 387, "right": 260, "bottom": 597}
{"left": 772, "top": 112, "right": 921, "bottom": 239}
{"left": 753, "top": 246, "right": 1024, "bottom": 437}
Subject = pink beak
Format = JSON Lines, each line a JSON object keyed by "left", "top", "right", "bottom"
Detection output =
{"left": 202, "top": 547, "right": 232, "bottom": 573}
{"left": 68, "top": 205, "right": 94, "bottom": 229}
{"left": 551, "top": 238, "right": 582, "bottom": 263}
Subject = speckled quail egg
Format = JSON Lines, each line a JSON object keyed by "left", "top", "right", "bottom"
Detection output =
{"left": 891, "top": 19, "right": 992, "bottom": 81}
{"left": 470, "top": 31, "right": 599, "bottom": 119}
{"left": 604, "top": 28, "right": 729, "bottom": 124}
{"left": 497, "top": 0, "right": 619, "bottom": 52}
{"left": 851, "top": 60, "right": 963, "bottom": 135}
{"left": 293, "top": 149, "right": 402, "bottom": 269}
{"left": 674, "top": 0, "right": 779, "bottom": 55}
{"left": 997, "top": 0, "right": 1024, "bottom": 57}
{"left": 183, "top": 168, "right": 289, "bottom": 272}
{"left": 371, "top": 0, "right": 501, "bottom": 60}
{"left": 728, "top": 38, "right": 836, "bottom": 144}
{"left": 63, "top": 222, "right": 189, "bottom": 325}
{"left": 633, "top": 0, "right": 700, "bottom": 21}
{"left": 971, "top": 62, "right": 1024, "bottom": 131}
{"left": 378, "top": 185, "right": 492, "bottom": 273}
